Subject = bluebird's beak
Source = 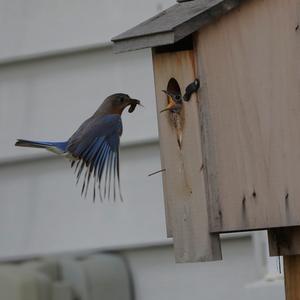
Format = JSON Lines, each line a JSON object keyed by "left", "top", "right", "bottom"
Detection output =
{"left": 128, "top": 98, "right": 143, "bottom": 113}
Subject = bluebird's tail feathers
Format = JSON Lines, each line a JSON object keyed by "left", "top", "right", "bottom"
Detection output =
{"left": 15, "top": 139, "right": 68, "bottom": 154}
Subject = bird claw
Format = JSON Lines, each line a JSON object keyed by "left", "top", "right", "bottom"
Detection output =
{"left": 183, "top": 79, "right": 200, "bottom": 102}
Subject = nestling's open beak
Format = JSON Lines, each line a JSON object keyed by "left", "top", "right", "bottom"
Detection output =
{"left": 128, "top": 98, "right": 143, "bottom": 113}
{"left": 160, "top": 90, "right": 177, "bottom": 113}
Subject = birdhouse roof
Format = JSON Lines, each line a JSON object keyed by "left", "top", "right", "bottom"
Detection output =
{"left": 112, "top": 0, "right": 244, "bottom": 53}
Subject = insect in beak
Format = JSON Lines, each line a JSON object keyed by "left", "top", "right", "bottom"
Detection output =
{"left": 128, "top": 99, "right": 143, "bottom": 113}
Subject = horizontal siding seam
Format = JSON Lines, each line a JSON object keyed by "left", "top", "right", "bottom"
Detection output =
{"left": 0, "top": 42, "right": 112, "bottom": 66}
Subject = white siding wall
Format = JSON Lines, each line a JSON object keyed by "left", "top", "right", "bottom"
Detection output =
{"left": 125, "top": 239, "right": 258, "bottom": 300}
{"left": 0, "top": 143, "right": 167, "bottom": 258}
{"left": 0, "top": 0, "right": 174, "bottom": 61}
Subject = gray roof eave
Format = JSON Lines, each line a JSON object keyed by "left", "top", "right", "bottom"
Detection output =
{"left": 112, "top": 0, "right": 245, "bottom": 53}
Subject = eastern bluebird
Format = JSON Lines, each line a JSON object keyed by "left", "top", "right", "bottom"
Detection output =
{"left": 15, "top": 93, "right": 141, "bottom": 201}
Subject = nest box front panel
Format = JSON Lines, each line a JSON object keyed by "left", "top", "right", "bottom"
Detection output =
{"left": 152, "top": 49, "right": 221, "bottom": 262}
{"left": 196, "top": 0, "right": 300, "bottom": 233}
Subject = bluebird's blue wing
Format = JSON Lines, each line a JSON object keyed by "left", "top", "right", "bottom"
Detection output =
{"left": 67, "top": 114, "right": 123, "bottom": 201}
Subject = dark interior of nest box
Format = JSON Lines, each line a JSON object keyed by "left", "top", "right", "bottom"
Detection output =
{"left": 155, "top": 34, "right": 193, "bottom": 53}
{"left": 167, "top": 78, "right": 181, "bottom": 96}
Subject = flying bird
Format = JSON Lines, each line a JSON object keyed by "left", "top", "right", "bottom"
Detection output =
{"left": 15, "top": 93, "right": 141, "bottom": 201}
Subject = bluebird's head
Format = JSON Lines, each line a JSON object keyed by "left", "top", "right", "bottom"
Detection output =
{"left": 96, "top": 93, "right": 141, "bottom": 116}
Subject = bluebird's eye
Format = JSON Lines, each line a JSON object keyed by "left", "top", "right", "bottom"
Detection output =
{"left": 119, "top": 97, "right": 125, "bottom": 103}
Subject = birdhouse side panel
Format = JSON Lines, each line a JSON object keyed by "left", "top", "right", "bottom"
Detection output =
{"left": 152, "top": 49, "right": 222, "bottom": 262}
{"left": 196, "top": 0, "right": 300, "bottom": 232}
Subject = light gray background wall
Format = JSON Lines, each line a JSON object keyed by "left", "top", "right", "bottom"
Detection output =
{"left": 0, "top": 0, "right": 284, "bottom": 299}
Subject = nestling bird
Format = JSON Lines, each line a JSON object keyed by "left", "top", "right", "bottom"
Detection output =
{"left": 15, "top": 93, "right": 142, "bottom": 201}
{"left": 160, "top": 79, "right": 200, "bottom": 113}
{"left": 160, "top": 90, "right": 182, "bottom": 113}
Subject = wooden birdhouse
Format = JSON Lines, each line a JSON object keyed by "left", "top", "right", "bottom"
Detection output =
{"left": 112, "top": 0, "right": 300, "bottom": 264}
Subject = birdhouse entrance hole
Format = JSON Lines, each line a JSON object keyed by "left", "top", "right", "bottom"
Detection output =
{"left": 167, "top": 77, "right": 181, "bottom": 96}
{"left": 164, "top": 78, "right": 184, "bottom": 148}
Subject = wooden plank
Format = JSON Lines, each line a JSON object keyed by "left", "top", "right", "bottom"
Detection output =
{"left": 152, "top": 49, "right": 222, "bottom": 262}
{"left": 268, "top": 227, "right": 300, "bottom": 256}
{"left": 112, "top": 0, "right": 245, "bottom": 53}
{"left": 284, "top": 255, "right": 300, "bottom": 300}
{"left": 196, "top": 0, "right": 300, "bottom": 232}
